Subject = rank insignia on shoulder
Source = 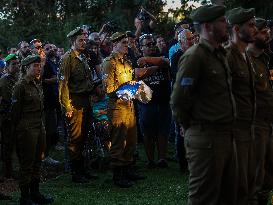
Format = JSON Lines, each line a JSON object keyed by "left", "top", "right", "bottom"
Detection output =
{"left": 180, "top": 77, "right": 194, "bottom": 86}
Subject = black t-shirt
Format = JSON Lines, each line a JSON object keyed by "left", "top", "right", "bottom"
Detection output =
{"left": 140, "top": 60, "right": 171, "bottom": 105}
{"left": 42, "top": 58, "right": 59, "bottom": 109}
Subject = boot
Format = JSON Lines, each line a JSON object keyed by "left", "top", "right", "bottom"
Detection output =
{"left": 19, "top": 184, "right": 35, "bottom": 205}
{"left": 123, "top": 166, "right": 146, "bottom": 181}
{"left": 112, "top": 167, "right": 134, "bottom": 188}
{"left": 71, "top": 160, "right": 89, "bottom": 183}
{"left": 30, "top": 179, "right": 54, "bottom": 204}
{"left": 2, "top": 160, "right": 13, "bottom": 179}
{"left": 0, "top": 192, "right": 12, "bottom": 200}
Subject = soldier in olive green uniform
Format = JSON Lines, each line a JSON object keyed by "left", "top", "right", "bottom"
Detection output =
{"left": 247, "top": 18, "right": 273, "bottom": 204}
{"left": 11, "top": 55, "right": 53, "bottom": 205}
{"left": 59, "top": 27, "right": 97, "bottom": 183}
{"left": 170, "top": 5, "right": 237, "bottom": 205}
{"left": 0, "top": 54, "right": 20, "bottom": 179}
{"left": 225, "top": 8, "right": 257, "bottom": 205}
{"left": 102, "top": 32, "right": 144, "bottom": 188}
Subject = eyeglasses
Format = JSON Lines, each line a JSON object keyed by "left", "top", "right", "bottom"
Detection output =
{"left": 142, "top": 42, "right": 156, "bottom": 48}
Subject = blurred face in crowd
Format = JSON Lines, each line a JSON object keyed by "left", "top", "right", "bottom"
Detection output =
{"left": 156, "top": 37, "right": 167, "bottom": 52}
{"left": 178, "top": 30, "right": 194, "bottom": 51}
{"left": 9, "top": 47, "right": 17, "bottom": 54}
{"left": 113, "top": 38, "right": 128, "bottom": 55}
{"left": 208, "top": 16, "right": 229, "bottom": 43}
{"left": 44, "top": 43, "right": 57, "bottom": 58}
{"left": 57, "top": 48, "right": 64, "bottom": 58}
{"left": 20, "top": 42, "right": 31, "bottom": 56}
{"left": 27, "top": 62, "right": 42, "bottom": 79}
{"left": 141, "top": 37, "right": 157, "bottom": 56}
{"left": 89, "top": 32, "right": 101, "bottom": 45}
{"left": 73, "top": 34, "right": 86, "bottom": 52}
{"left": 90, "top": 45, "right": 98, "bottom": 55}
{"left": 237, "top": 18, "right": 257, "bottom": 43}
{"left": 7, "top": 59, "right": 20, "bottom": 74}
{"left": 127, "top": 36, "right": 136, "bottom": 48}
{"left": 32, "top": 40, "right": 46, "bottom": 59}
{"left": 254, "top": 27, "right": 271, "bottom": 49}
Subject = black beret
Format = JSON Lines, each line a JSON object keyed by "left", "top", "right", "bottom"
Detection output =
{"left": 21, "top": 54, "right": 41, "bottom": 66}
{"left": 67, "top": 27, "right": 84, "bottom": 38}
{"left": 255, "top": 18, "right": 267, "bottom": 30}
{"left": 190, "top": 4, "right": 226, "bottom": 23}
{"left": 226, "top": 7, "right": 255, "bottom": 25}
{"left": 110, "top": 32, "right": 126, "bottom": 43}
{"left": 126, "top": 31, "right": 136, "bottom": 38}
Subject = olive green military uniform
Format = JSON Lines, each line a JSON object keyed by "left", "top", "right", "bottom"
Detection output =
{"left": 11, "top": 74, "right": 45, "bottom": 187}
{"left": 102, "top": 52, "right": 136, "bottom": 167}
{"left": 0, "top": 72, "right": 17, "bottom": 170}
{"left": 247, "top": 18, "right": 273, "bottom": 204}
{"left": 225, "top": 8, "right": 256, "bottom": 205}
{"left": 171, "top": 36, "right": 237, "bottom": 205}
{"left": 59, "top": 48, "right": 94, "bottom": 174}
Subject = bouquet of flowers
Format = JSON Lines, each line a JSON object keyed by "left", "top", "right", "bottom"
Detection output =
{"left": 116, "top": 80, "right": 152, "bottom": 104}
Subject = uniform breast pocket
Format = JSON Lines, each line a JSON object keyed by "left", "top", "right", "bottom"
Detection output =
{"left": 73, "top": 66, "right": 86, "bottom": 81}
{"left": 232, "top": 70, "right": 248, "bottom": 79}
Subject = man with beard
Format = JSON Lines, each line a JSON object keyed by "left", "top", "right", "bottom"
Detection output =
{"left": 170, "top": 5, "right": 237, "bottom": 204}
{"left": 136, "top": 34, "right": 171, "bottom": 169}
{"left": 59, "top": 27, "right": 98, "bottom": 183}
{"left": 246, "top": 18, "right": 273, "bottom": 205}
{"left": 18, "top": 41, "right": 32, "bottom": 62}
{"left": 225, "top": 7, "right": 257, "bottom": 205}
{"left": 42, "top": 43, "right": 61, "bottom": 166}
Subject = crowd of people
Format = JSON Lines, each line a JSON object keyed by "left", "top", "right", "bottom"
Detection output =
{"left": 0, "top": 3, "right": 272, "bottom": 205}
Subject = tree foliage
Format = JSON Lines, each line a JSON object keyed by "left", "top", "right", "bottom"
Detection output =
{"left": 0, "top": 0, "right": 170, "bottom": 51}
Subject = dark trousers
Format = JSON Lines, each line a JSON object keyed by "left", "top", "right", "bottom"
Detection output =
{"left": 109, "top": 100, "right": 137, "bottom": 167}
{"left": 16, "top": 127, "right": 46, "bottom": 186}
{"left": 233, "top": 128, "right": 256, "bottom": 205}
{"left": 185, "top": 125, "right": 237, "bottom": 205}
{"left": 1, "top": 119, "right": 14, "bottom": 162}
{"left": 44, "top": 108, "right": 58, "bottom": 157}
{"left": 66, "top": 106, "right": 92, "bottom": 172}
{"left": 251, "top": 124, "right": 272, "bottom": 204}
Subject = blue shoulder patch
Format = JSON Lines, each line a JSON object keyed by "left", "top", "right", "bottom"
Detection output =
{"left": 180, "top": 77, "right": 194, "bottom": 86}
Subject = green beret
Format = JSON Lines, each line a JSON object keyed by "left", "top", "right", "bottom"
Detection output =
{"left": 4, "top": 54, "right": 17, "bottom": 63}
{"left": 21, "top": 54, "right": 41, "bottom": 66}
{"left": 126, "top": 31, "right": 136, "bottom": 38}
{"left": 256, "top": 18, "right": 267, "bottom": 30}
{"left": 67, "top": 27, "right": 83, "bottom": 38}
{"left": 110, "top": 32, "right": 126, "bottom": 43}
{"left": 190, "top": 4, "right": 226, "bottom": 23}
{"left": 226, "top": 7, "right": 255, "bottom": 25}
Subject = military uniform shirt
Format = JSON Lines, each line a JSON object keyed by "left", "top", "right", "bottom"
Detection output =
{"left": 11, "top": 76, "right": 43, "bottom": 130}
{"left": 226, "top": 42, "right": 256, "bottom": 122}
{"left": 170, "top": 38, "right": 236, "bottom": 129}
{"left": 59, "top": 49, "right": 94, "bottom": 111}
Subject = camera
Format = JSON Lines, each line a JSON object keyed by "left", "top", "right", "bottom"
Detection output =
{"left": 104, "top": 21, "right": 118, "bottom": 33}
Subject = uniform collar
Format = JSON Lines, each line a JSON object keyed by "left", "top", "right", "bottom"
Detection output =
{"left": 247, "top": 45, "right": 264, "bottom": 58}
{"left": 199, "top": 38, "right": 226, "bottom": 54}
{"left": 24, "top": 75, "right": 36, "bottom": 84}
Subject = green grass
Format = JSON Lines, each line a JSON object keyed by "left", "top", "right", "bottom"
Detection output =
{"left": 3, "top": 143, "right": 273, "bottom": 205}
{"left": 5, "top": 144, "right": 188, "bottom": 205}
